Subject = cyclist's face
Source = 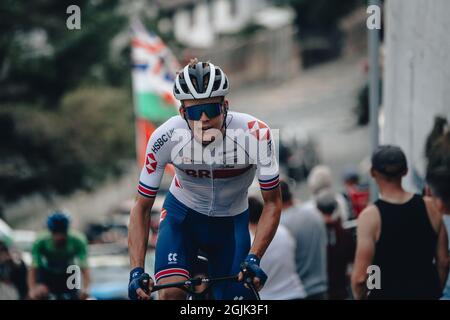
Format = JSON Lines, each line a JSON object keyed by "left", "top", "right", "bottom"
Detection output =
{"left": 181, "top": 97, "right": 228, "bottom": 145}
{"left": 52, "top": 232, "right": 68, "bottom": 247}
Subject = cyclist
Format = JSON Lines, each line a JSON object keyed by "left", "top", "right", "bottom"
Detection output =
{"left": 28, "top": 211, "right": 90, "bottom": 300}
{"left": 128, "top": 59, "right": 282, "bottom": 300}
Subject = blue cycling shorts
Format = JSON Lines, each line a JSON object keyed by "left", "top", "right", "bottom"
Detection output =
{"left": 154, "top": 192, "right": 255, "bottom": 300}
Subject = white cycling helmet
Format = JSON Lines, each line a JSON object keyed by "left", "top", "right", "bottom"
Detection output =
{"left": 173, "top": 60, "right": 229, "bottom": 100}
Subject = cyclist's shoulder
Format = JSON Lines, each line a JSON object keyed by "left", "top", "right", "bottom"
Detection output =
{"left": 148, "top": 116, "right": 188, "bottom": 155}
{"left": 227, "top": 112, "right": 271, "bottom": 129}
{"left": 32, "top": 232, "right": 51, "bottom": 251}
{"left": 67, "top": 231, "right": 88, "bottom": 246}
{"left": 150, "top": 116, "right": 188, "bottom": 143}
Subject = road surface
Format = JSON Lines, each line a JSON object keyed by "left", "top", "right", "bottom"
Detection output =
{"left": 229, "top": 56, "right": 370, "bottom": 199}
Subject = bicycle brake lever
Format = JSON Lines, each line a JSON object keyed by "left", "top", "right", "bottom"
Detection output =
{"left": 240, "top": 262, "right": 255, "bottom": 284}
{"left": 140, "top": 274, "right": 151, "bottom": 294}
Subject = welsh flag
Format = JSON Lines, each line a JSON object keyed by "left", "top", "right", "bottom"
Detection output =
{"left": 131, "top": 19, "right": 180, "bottom": 169}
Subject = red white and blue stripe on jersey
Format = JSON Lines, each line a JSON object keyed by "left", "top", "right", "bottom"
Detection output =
{"left": 259, "top": 175, "right": 280, "bottom": 191}
{"left": 155, "top": 267, "right": 190, "bottom": 282}
{"left": 138, "top": 181, "right": 158, "bottom": 198}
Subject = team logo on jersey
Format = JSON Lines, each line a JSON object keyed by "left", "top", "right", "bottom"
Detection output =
{"left": 151, "top": 128, "right": 175, "bottom": 154}
{"left": 168, "top": 252, "right": 178, "bottom": 264}
{"left": 145, "top": 153, "right": 157, "bottom": 174}
{"left": 247, "top": 120, "right": 270, "bottom": 141}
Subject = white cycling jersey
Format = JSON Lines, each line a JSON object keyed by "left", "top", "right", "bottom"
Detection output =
{"left": 137, "top": 111, "right": 280, "bottom": 217}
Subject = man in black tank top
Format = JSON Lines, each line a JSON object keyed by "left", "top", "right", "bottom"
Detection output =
{"left": 351, "top": 145, "right": 449, "bottom": 300}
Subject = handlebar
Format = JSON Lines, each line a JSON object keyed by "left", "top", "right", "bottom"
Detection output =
{"left": 151, "top": 273, "right": 260, "bottom": 300}
{"left": 151, "top": 275, "right": 238, "bottom": 293}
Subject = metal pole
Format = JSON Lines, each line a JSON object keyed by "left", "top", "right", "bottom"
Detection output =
{"left": 368, "top": 0, "right": 381, "bottom": 202}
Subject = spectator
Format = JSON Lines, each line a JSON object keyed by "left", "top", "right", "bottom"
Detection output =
{"left": 279, "top": 181, "right": 328, "bottom": 300}
{"left": 442, "top": 215, "right": 450, "bottom": 300}
{"left": 248, "top": 196, "right": 306, "bottom": 300}
{"left": 352, "top": 145, "right": 448, "bottom": 299}
{"left": 425, "top": 125, "right": 450, "bottom": 299}
{"left": 0, "top": 240, "right": 28, "bottom": 300}
{"left": 306, "top": 165, "right": 351, "bottom": 222}
{"left": 316, "top": 189, "right": 355, "bottom": 299}
{"left": 342, "top": 166, "right": 369, "bottom": 219}
{"left": 425, "top": 116, "right": 448, "bottom": 162}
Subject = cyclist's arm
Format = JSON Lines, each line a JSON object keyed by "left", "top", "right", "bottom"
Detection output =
{"left": 81, "top": 268, "right": 91, "bottom": 294}
{"left": 27, "top": 267, "right": 38, "bottom": 292}
{"left": 351, "top": 205, "right": 379, "bottom": 299}
{"left": 75, "top": 235, "right": 91, "bottom": 294}
{"left": 28, "top": 239, "right": 48, "bottom": 298}
{"left": 250, "top": 187, "right": 282, "bottom": 259}
{"left": 129, "top": 196, "right": 155, "bottom": 269}
{"left": 250, "top": 121, "right": 282, "bottom": 258}
{"left": 28, "top": 239, "right": 43, "bottom": 291}
{"left": 128, "top": 123, "right": 171, "bottom": 269}
{"left": 251, "top": 121, "right": 281, "bottom": 259}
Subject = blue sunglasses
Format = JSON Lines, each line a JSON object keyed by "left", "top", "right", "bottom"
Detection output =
{"left": 184, "top": 103, "right": 223, "bottom": 121}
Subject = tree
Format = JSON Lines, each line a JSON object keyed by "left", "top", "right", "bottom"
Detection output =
{"left": 0, "top": 0, "right": 127, "bottom": 106}
{"left": 0, "top": 87, "right": 134, "bottom": 202}
{"left": 0, "top": 1, "right": 135, "bottom": 203}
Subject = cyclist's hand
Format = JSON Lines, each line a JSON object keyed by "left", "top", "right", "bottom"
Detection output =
{"left": 29, "top": 284, "right": 49, "bottom": 300}
{"left": 128, "top": 267, "right": 154, "bottom": 300}
{"left": 238, "top": 254, "right": 267, "bottom": 292}
{"left": 79, "top": 289, "right": 90, "bottom": 300}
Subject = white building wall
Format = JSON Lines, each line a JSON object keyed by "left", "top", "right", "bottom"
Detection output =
{"left": 174, "top": 2, "right": 214, "bottom": 48}
{"left": 173, "top": 9, "right": 192, "bottom": 44}
{"left": 383, "top": 0, "right": 450, "bottom": 192}
{"left": 213, "top": 0, "right": 240, "bottom": 33}
{"left": 173, "top": 0, "right": 269, "bottom": 47}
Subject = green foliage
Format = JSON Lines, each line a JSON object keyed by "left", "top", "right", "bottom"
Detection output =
{"left": 0, "top": 0, "right": 127, "bottom": 106}
{"left": 0, "top": 1, "right": 137, "bottom": 203}
{"left": 0, "top": 87, "right": 134, "bottom": 202}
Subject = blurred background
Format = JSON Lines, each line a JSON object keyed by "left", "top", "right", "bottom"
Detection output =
{"left": 1, "top": 0, "right": 449, "bottom": 299}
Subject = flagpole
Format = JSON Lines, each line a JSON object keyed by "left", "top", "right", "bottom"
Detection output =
{"left": 368, "top": 0, "right": 381, "bottom": 202}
